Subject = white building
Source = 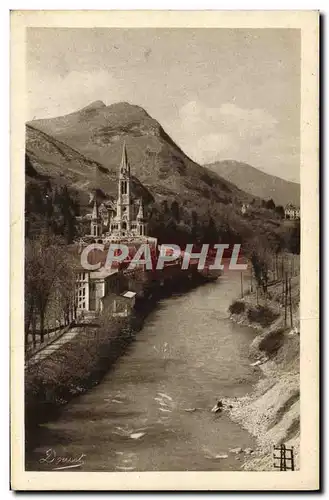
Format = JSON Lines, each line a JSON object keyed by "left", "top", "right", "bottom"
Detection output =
{"left": 75, "top": 267, "right": 121, "bottom": 314}
{"left": 241, "top": 203, "right": 250, "bottom": 215}
{"left": 284, "top": 204, "right": 300, "bottom": 220}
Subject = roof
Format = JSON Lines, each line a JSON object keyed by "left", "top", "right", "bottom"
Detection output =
{"left": 121, "top": 291, "right": 136, "bottom": 299}
{"left": 285, "top": 203, "right": 299, "bottom": 209}
{"left": 90, "top": 268, "right": 118, "bottom": 279}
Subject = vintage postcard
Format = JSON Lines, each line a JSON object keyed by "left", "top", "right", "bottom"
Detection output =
{"left": 10, "top": 10, "right": 319, "bottom": 491}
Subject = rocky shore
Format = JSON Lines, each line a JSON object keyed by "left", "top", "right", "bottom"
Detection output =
{"left": 224, "top": 276, "right": 300, "bottom": 471}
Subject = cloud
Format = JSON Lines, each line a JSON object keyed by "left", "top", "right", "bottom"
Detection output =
{"left": 178, "top": 100, "right": 278, "bottom": 149}
{"left": 175, "top": 100, "right": 299, "bottom": 181}
{"left": 194, "top": 133, "right": 233, "bottom": 163}
{"left": 216, "top": 103, "right": 278, "bottom": 138}
{"left": 27, "top": 69, "right": 122, "bottom": 120}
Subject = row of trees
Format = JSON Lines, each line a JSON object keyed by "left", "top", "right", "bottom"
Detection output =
{"left": 147, "top": 197, "right": 299, "bottom": 252}
{"left": 25, "top": 168, "right": 82, "bottom": 350}
{"left": 25, "top": 233, "right": 77, "bottom": 348}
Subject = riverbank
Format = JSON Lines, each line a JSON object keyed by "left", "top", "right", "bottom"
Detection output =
{"left": 224, "top": 275, "right": 300, "bottom": 470}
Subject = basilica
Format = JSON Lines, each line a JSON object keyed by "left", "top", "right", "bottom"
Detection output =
{"left": 76, "top": 143, "right": 155, "bottom": 313}
{"left": 87, "top": 142, "right": 150, "bottom": 243}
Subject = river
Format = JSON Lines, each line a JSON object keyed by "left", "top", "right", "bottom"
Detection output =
{"left": 26, "top": 269, "right": 259, "bottom": 472}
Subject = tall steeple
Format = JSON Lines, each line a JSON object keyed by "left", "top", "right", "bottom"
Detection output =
{"left": 91, "top": 197, "right": 99, "bottom": 220}
{"left": 106, "top": 141, "right": 150, "bottom": 241}
{"left": 137, "top": 198, "right": 144, "bottom": 220}
{"left": 136, "top": 198, "right": 146, "bottom": 236}
{"left": 90, "top": 196, "right": 102, "bottom": 238}
{"left": 120, "top": 141, "right": 130, "bottom": 176}
{"left": 116, "top": 141, "right": 132, "bottom": 234}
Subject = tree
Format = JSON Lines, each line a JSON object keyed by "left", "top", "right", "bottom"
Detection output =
{"left": 191, "top": 210, "right": 200, "bottom": 241}
{"left": 284, "top": 220, "right": 300, "bottom": 254}
{"left": 161, "top": 199, "right": 169, "bottom": 214}
{"left": 203, "top": 215, "right": 218, "bottom": 245}
{"left": 265, "top": 198, "right": 276, "bottom": 210}
{"left": 170, "top": 200, "right": 180, "bottom": 222}
{"left": 275, "top": 205, "right": 285, "bottom": 218}
{"left": 246, "top": 235, "right": 272, "bottom": 291}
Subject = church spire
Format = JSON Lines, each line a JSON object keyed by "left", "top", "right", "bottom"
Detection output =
{"left": 137, "top": 198, "right": 144, "bottom": 220}
{"left": 120, "top": 141, "right": 130, "bottom": 175}
{"left": 90, "top": 196, "right": 102, "bottom": 238}
{"left": 91, "top": 196, "right": 99, "bottom": 220}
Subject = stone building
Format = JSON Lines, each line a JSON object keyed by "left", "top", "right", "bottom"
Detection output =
{"left": 108, "top": 142, "right": 147, "bottom": 239}
{"left": 87, "top": 142, "right": 150, "bottom": 243}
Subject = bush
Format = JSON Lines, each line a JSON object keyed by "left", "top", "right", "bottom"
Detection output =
{"left": 229, "top": 300, "right": 245, "bottom": 315}
{"left": 258, "top": 327, "right": 285, "bottom": 355}
{"left": 247, "top": 305, "right": 279, "bottom": 327}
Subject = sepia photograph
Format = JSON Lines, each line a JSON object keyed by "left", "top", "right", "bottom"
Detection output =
{"left": 10, "top": 10, "right": 319, "bottom": 491}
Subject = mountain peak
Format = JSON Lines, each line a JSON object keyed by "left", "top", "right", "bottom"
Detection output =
{"left": 105, "top": 101, "right": 151, "bottom": 117}
{"left": 80, "top": 100, "right": 106, "bottom": 111}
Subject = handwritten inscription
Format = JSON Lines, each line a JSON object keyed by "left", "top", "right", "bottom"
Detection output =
{"left": 39, "top": 448, "right": 86, "bottom": 469}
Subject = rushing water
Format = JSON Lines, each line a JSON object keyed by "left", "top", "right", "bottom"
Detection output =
{"left": 26, "top": 270, "right": 259, "bottom": 471}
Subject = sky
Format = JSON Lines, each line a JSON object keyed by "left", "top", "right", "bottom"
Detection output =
{"left": 27, "top": 28, "right": 301, "bottom": 182}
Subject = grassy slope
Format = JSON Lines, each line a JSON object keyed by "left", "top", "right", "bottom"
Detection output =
{"left": 26, "top": 123, "right": 154, "bottom": 211}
